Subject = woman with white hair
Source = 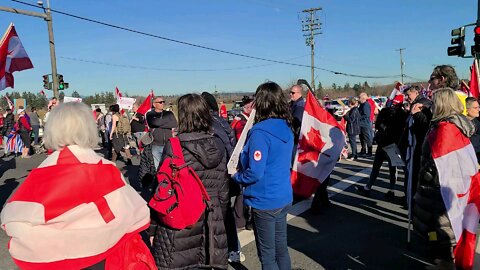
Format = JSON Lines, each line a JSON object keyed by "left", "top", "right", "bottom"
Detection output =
{"left": 1, "top": 102, "right": 156, "bottom": 269}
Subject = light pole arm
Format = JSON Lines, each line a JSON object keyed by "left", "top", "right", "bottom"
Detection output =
{"left": 0, "top": 6, "right": 46, "bottom": 19}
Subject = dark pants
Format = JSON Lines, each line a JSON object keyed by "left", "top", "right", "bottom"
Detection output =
{"left": 32, "top": 125, "right": 40, "bottom": 145}
{"left": 366, "top": 148, "right": 397, "bottom": 190}
{"left": 252, "top": 204, "right": 291, "bottom": 270}
{"left": 359, "top": 126, "right": 372, "bottom": 152}
{"left": 348, "top": 134, "right": 358, "bottom": 157}
{"left": 225, "top": 199, "right": 240, "bottom": 252}
{"left": 311, "top": 176, "right": 330, "bottom": 210}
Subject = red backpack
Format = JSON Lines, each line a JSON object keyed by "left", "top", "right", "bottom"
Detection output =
{"left": 148, "top": 137, "right": 211, "bottom": 230}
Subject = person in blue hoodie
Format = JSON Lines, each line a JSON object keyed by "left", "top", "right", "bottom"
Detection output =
{"left": 232, "top": 81, "right": 293, "bottom": 270}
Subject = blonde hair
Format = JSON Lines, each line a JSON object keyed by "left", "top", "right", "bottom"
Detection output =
{"left": 432, "top": 88, "right": 464, "bottom": 121}
{"left": 44, "top": 102, "right": 99, "bottom": 150}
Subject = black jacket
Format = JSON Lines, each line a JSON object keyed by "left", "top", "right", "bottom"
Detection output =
{"left": 151, "top": 132, "right": 229, "bottom": 270}
{"left": 344, "top": 107, "right": 361, "bottom": 136}
{"left": 211, "top": 112, "right": 236, "bottom": 159}
{"left": 374, "top": 105, "right": 408, "bottom": 147}
{"left": 290, "top": 98, "right": 305, "bottom": 143}
{"left": 146, "top": 110, "right": 177, "bottom": 146}
{"left": 130, "top": 112, "right": 146, "bottom": 133}
{"left": 470, "top": 118, "right": 480, "bottom": 163}
{"left": 1, "top": 113, "right": 14, "bottom": 136}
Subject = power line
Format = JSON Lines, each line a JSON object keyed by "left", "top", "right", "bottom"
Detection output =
{"left": 11, "top": 0, "right": 401, "bottom": 79}
{"left": 58, "top": 54, "right": 310, "bottom": 72}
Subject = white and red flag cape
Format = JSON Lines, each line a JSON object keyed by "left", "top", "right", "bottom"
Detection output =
{"left": 428, "top": 121, "right": 480, "bottom": 270}
{"left": 291, "top": 91, "right": 346, "bottom": 198}
{"left": 137, "top": 89, "right": 154, "bottom": 115}
{"left": 1, "top": 146, "right": 154, "bottom": 269}
{"left": 0, "top": 23, "right": 34, "bottom": 91}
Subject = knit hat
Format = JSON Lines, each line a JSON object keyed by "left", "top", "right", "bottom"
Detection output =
{"left": 201, "top": 92, "right": 219, "bottom": 112}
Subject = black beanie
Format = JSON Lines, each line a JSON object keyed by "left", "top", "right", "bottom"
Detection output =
{"left": 201, "top": 92, "right": 219, "bottom": 112}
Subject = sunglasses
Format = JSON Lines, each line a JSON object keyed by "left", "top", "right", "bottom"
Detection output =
{"left": 154, "top": 101, "right": 165, "bottom": 104}
{"left": 290, "top": 91, "right": 298, "bottom": 95}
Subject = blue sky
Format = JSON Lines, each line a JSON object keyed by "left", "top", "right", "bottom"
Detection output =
{"left": 0, "top": 0, "right": 477, "bottom": 96}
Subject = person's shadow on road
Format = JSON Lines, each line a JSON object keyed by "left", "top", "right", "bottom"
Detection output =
{"left": 0, "top": 178, "right": 19, "bottom": 210}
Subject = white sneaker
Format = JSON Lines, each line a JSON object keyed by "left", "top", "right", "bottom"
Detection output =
{"left": 228, "top": 251, "right": 246, "bottom": 263}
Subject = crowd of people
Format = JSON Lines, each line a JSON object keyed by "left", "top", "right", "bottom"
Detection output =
{"left": 0, "top": 64, "right": 479, "bottom": 269}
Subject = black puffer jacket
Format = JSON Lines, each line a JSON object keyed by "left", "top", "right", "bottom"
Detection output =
{"left": 151, "top": 132, "right": 229, "bottom": 270}
{"left": 413, "top": 114, "right": 475, "bottom": 247}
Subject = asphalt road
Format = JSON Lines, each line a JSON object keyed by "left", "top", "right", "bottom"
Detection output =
{"left": 0, "top": 148, "right": 479, "bottom": 270}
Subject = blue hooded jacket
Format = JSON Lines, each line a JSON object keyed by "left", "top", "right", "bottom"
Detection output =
{"left": 232, "top": 118, "right": 293, "bottom": 210}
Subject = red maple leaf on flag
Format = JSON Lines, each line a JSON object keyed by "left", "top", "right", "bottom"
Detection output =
{"left": 298, "top": 127, "right": 326, "bottom": 164}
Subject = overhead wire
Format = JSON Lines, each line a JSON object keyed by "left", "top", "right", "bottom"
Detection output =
{"left": 11, "top": 0, "right": 400, "bottom": 79}
{"left": 59, "top": 54, "right": 310, "bottom": 72}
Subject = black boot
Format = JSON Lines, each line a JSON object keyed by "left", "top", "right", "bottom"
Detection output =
{"left": 367, "top": 147, "right": 373, "bottom": 157}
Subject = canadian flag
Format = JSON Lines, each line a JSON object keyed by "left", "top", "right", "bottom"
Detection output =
{"left": 0, "top": 23, "right": 34, "bottom": 91}
{"left": 291, "top": 91, "right": 346, "bottom": 198}
{"left": 469, "top": 59, "right": 479, "bottom": 99}
{"left": 39, "top": 89, "right": 46, "bottom": 96}
{"left": 428, "top": 121, "right": 480, "bottom": 270}
{"left": 388, "top": 81, "right": 404, "bottom": 100}
{"left": 137, "top": 89, "right": 154, "bottom": 115}
{"left": 115, "top": 86, "right": 123, "bottom": 99}
{"left": 1, "top": 146, "right": 154, "bottom": 269}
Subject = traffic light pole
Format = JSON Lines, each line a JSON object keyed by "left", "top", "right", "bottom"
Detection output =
{"left": 45, "top": 3, "right": 59, "bottom": 99}
{"left": 302, "top": 7, "right": 322, "bottom": 95}
{"left": 0, "top": 3, "right": 59, "bottom": 99}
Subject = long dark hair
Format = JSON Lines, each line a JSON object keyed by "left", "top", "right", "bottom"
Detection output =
{"left": 254, "top": 81, "right": 293, "bottom": 126}
{"left": 177, "top": 94, "right": 212, "bottom": 133}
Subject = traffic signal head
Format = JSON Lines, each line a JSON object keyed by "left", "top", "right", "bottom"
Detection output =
{"left": 42, "top": 75, "right": 49, "bottom": 89}
{"left": 58, "top": 74, "right": 64, "bottom": 90}
{"left": 447, "top": 26, "right": 465, "bottom": 57}
{"left": 473, "top": 26, "right": 480, "bottom": 56}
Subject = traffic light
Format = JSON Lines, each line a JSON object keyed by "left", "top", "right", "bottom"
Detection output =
{"left": 447, "top": 27, "right": 465, "bottom": 57}
{"left": 42, "top": 75, "right": 49, "bottom": 89}
{"left": 473, "top": 26, "right": 480, "bottom": 56}
{"left": 58, "top": 74, "right": 64, "bottom": 90}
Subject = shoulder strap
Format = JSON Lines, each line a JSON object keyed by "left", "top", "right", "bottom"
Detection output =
{"left": 169, "top": 137, "right": 184, "bottom": 161}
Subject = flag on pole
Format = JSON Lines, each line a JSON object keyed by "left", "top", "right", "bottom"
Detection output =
{"left": 4, "top": 95, "right": 13, "bottom": 110}
{"left": 427, "top": 121, "right": 480, "bottom": 270}
{"left": 388, "top": 81, "right": 404, "bottom": 100}
{"left": 291, "top": 91, "right": 346, "bottom": 198}
{"left": 115, "top": 87, "right": 123, "bottom": 99}
{"left": 137, "top": 90, "right": 154, "bottom": 115}
{"left": 469, "top": 59, "right": 479, "bottom": 99}
{"left": 39, "top": 89, "right": 46, "bottom": 96}
{"left": 0, "top": 23, "right": 34, "bottom": 91}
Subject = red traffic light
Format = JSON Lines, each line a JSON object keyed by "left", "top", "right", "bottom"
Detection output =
{"left": 475, "top": 26, "right": 480, "bottom": 35}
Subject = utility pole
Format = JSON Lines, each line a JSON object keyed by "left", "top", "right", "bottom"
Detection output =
{"left": 301, "top": 7, "right": 322, "bottom": 95}
{"left": 0, "top": 1, "right": 59, "bottom": 98}
{"left": 396, "top": 48, "right": 405, "bottom": 84}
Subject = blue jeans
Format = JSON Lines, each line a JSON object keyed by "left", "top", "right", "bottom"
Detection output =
{"left": 348, "top": 134, "right": 358, "bottom": 157}
{"left": 152, "top": 145, "right": 164, "bottom": 170}
{"left": 252, "top": 204, "right": 291, "bottom": 270}
{"left": 32, "top": 125, "right": 40, "bottom": 145}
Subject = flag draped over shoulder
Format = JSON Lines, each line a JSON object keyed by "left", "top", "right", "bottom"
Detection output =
{"left": 137, "top": 90, "right": 154, "bottom": 115}
{"left": 0, "top": 23, "right": 33, "bottom": 91}
{"left": 291, "top": 91, "right": 346, "bottom": 198}
{"left": 428, "top": 121, "right": 480, "bottom": 270}
{"left": 0, "top": 146, "right": 153, "bottom": 270}
{"left": 470, "top": 59, "right": 479, "bottom": 99}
